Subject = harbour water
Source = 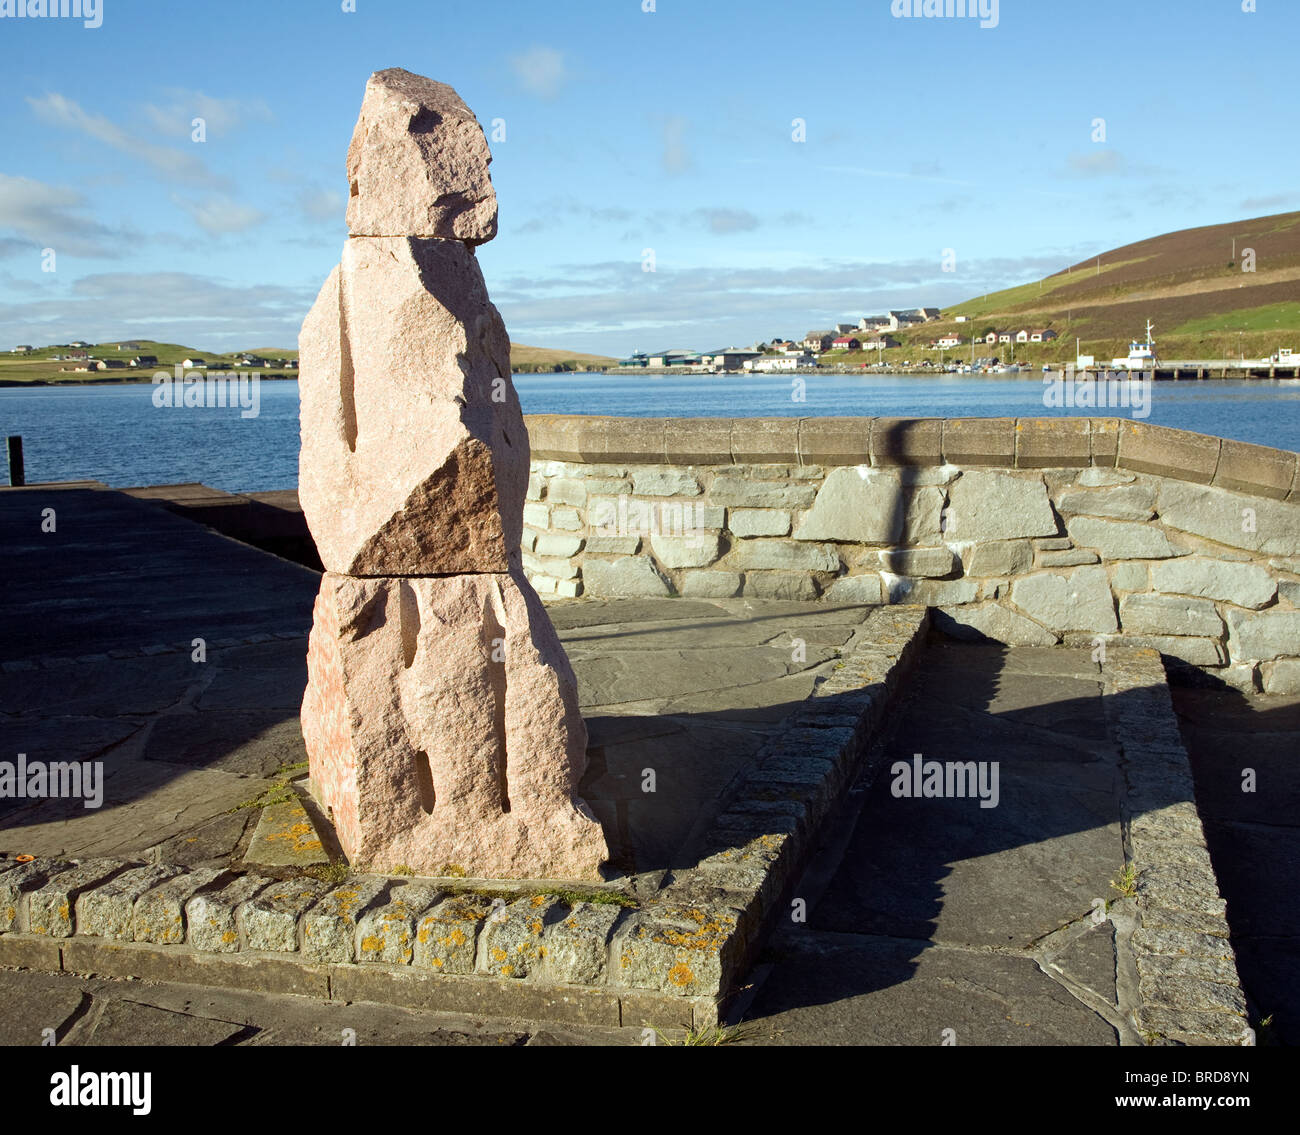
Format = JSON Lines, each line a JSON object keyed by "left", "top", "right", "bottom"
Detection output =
{"left": 2, "top": 373, "right": 1298, "bottom": 494}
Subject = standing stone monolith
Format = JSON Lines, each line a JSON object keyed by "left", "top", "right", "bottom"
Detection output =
{"left": 298, "top": 68, "right": 609, "bottom": 880}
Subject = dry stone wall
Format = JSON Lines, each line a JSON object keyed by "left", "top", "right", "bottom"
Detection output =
{"left": 520, "top": 415, "right": 1300, "bottom": 693}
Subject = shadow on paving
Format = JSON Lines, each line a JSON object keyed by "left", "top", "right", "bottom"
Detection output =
{"left": 739, "top": 638, "right": 1283, "bottom": 1047}
{"left": 0, "top": 485, "right": 881, "bottom": 880}
{"left": 1172, "top": 683, "right": 1300, "bottom": 1047}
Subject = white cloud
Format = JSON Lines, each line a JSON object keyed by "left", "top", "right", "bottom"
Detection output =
{"left": 1241, "top": 193, "right": 1298, "bottom": 213}
{"left": 662, "top": 115, "right": 690, "bottom": 174}
{"left": 141, "top": 89, "right": 272, "bottom": 140}
{"left": 26, "top": 92, "right": 223, "bottom": 188}
{"left": 1063, "top": 151, "right": 1165, "bottom": 180}
{"left": 0, "top": 271, "right": 318, "bottom": 352}
{"left": 487, "top": 254, "right": 1076, "bottom": 350}
{"left": 296, "top": 187, "right": 346, "bottom": 224}
{"left": 172, "top": 194, "right": 267, "bottom": 235}
{"left": 1066, "top": 150, "right": 1125, "bottom": 177}
{"left": 509, "top": 46, "right": 568, "bottom": 99}
{"left": 691, "top": 208, "right": 760, "bottom": 234}
{"left": 0, "top": 173, "right": 120, "bottom": 258}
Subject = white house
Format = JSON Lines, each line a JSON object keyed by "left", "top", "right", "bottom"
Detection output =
{"left": 862, "top": 334, "right": 900, "bottom": 350}
{"left": 745, "top": 353, "right": 816, "bottom": 372}
{"left": 937, "top": 334, "right": 963, "bottom": 348}
{"left": 182, "top": 358, "right": 207, "bottom": 368}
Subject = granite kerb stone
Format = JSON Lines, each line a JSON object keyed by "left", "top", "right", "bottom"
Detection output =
{"left": 1100, "top": 647, "right": 1252, "bottom": 1046}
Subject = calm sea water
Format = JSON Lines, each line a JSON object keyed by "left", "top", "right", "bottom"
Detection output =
{"left": 2, "top": 373, "right": 1298, "bottom": 494}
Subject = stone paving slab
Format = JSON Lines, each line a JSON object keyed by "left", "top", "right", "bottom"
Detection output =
{"left": 748, "top": 934, "right": 1120, "bottom": 1046}
{"left": 0, "top": 966, "right": 617, "bottom": 1047}
{"left": 744, "top": 640, "right": 1251, "bottom": 1047}
{"left": 0, "top": 488, "right": 318, "bottom": 663}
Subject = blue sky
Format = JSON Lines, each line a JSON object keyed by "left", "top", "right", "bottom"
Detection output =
{"left": 1, "top": 0, "right": 1296, "bottom": 356}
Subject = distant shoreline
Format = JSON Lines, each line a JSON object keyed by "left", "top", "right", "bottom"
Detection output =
{"left": 0, "top": 373, "right": 300, "bottom": 389}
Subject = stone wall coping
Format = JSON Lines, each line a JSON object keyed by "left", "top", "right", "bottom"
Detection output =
{"left": 524, "top": 416, "right": 1300, "bottom": 503}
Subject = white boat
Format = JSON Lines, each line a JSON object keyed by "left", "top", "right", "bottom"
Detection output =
{"left": 1112, "top": 320, "right": 1158, "bottom": 370}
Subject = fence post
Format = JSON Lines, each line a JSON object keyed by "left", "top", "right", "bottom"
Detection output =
{"left": 6, "top": 435, "right": 24, "bottom": 486}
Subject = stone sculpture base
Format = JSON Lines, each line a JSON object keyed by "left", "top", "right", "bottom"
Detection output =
{"left": 301, "top": 568, "right": 607, "bottom": 880}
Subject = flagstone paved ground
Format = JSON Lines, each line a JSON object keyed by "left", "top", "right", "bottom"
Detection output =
{"left": 1, "top": 486, "right": 1290, "bottom": 1045}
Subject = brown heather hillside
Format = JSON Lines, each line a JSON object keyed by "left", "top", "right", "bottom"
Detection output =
{"left": 931, "top": 210, "right": 1300, "bottom": 361}
{"left": 510, "top": 344, "right": 614, "bottom": 372}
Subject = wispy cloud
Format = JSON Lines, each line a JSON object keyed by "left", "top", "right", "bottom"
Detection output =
{"left": 662, "top": 115, "right": 691, "bottom": 174}
{"left": 512, "top": 202, "right": 795, "bottom": 239}
{"left": 1063, "top": 150, "right": 1166, "bottom": 179}
{"left": 690, "top": 207, "right": 760, "bottom": 234}
{"left": 1240, "top": 192, "right": 1299, "bottom": 213}
{"left": 488, "top": 253, "right": 1075, "bottom": 347}
{"left": 0, "top": 173, "right": 122, "bottom": 258}
{"left": 1065, "top": 149, "right": 1124, "bottom": 176}
{"left": 172, "top": 194, "right": 267, "bottom": 235}
{"left": 509, "top": 46, "right": 568, "bottom": 99}
{"left": 142, "top": 89, "right": 273, "bottom": 140}
{"left": 0, "top": 271, "right": 317, "bottom": 352}
{"left": 816, "top": 163, "right": 975, "bottom": 187}
{"left": 27, "top": 92, "right": 223, "bottom": 188}
{"left": 296, "top": 186, "right": 346, "bottom": 224}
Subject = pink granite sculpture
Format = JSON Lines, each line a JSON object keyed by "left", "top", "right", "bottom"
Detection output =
{"left": 298, "top": 69, "right": 608, "bottom": 879}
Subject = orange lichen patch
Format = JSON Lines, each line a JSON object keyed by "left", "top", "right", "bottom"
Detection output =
{"left": 59, "top": 904, "right": 69, "bottom": 920}
{"left": 530, "top": 894, "right": 547, "bottom": 908}
{"left": 640, "top": 906, "right": 737, "bottom": 955}
{"left": 265, "top": 817, "right": 324, "bottom": 853}
{"left": 529, "top": 919, "right": 543, "bottom": 934}
{"left": 490, "top": 947, "right": 508, "bottom": 963}
{"left": 432, "top": 957, "right": 444, "bottom": 967}
{"left": 441, "top": 927, "right": 467, "bottom": 947}
{"left": 667, "top": 963, "right": 695, "bottom": 988}
{"left": 221, "top": 930, "right": 238, "bottom": 945}
{"left": 501, "top": 964, "right": 514, "bottom": 976}
{"left": 361, "top": 935, "right": 385, "bottom": 954}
